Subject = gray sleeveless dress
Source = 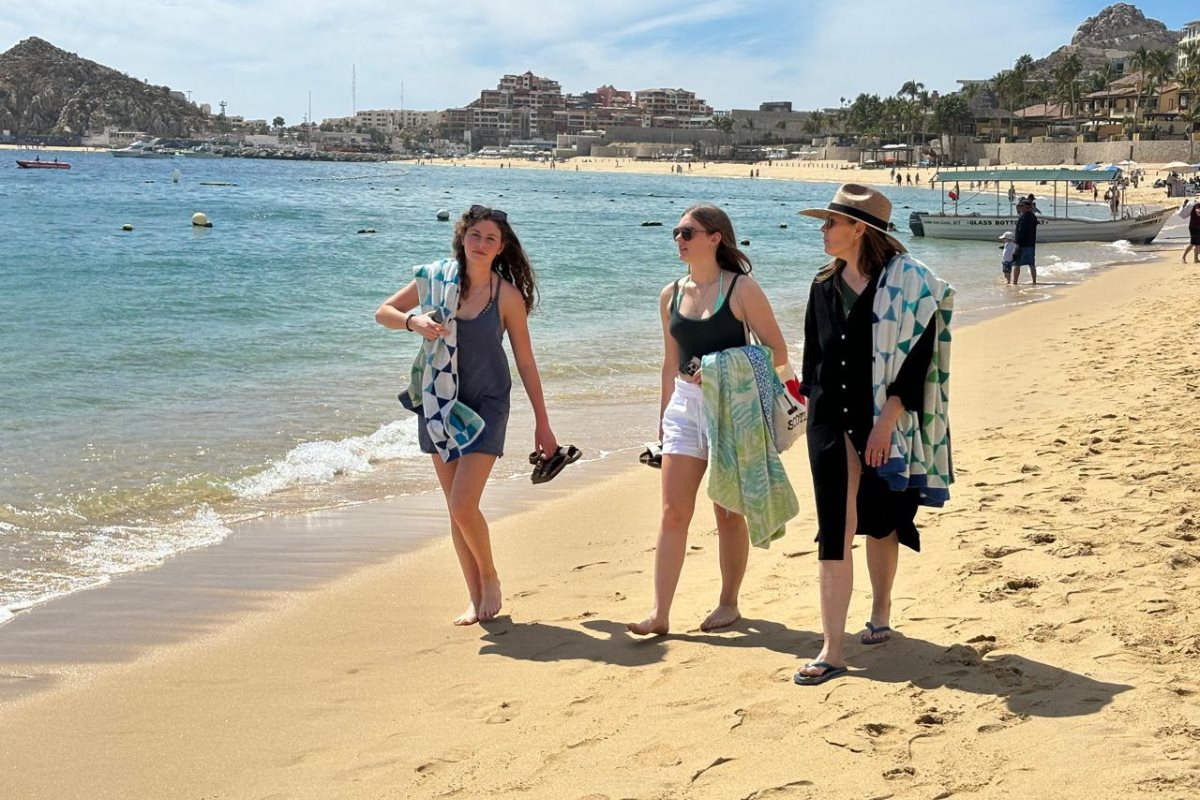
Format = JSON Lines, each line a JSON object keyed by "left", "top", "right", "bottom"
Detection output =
{"left": 415, "top": 276, "right": 512, "bottom": 458}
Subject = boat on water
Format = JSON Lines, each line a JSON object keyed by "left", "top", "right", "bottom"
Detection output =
{"left": 16, "top": 159, "right": 70, "bottom": 169}
{"left": 109, "top": 140, "right": 173, "bottom": 159}
{"left": 909, "top": 167, "right": 1176, "bottom": 244}
{"left": 177, "top": 146, "right": 222, "bottom": 159}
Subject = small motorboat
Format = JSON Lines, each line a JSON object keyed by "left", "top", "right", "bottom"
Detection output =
{"left": 16, "top": 159, "right": 70, "bottom": 169}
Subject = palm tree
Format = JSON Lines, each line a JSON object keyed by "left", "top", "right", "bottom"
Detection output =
{"left": 990, "top": 69, "right": 1018, "bottom": 141}
{"left": 802, "top": 110, "right": 826, "bottom": 139}
{"left": 1060, "top": 52, "right": 1083, "bottom": 123}
{"left": 899, "top": 80, "right": 925, "bottom": 102}
{"left": 1145, "top": 49, "right": 1175, "bottom": 136}
{"left": 1129, "top": 46, "right": 1152, "bottom": 134}
{"left": 1178, "top": 65, "right": 1200, "bottom": 158}
{"left": 1013, "top": 54, "right": 1034, "bottom": 112}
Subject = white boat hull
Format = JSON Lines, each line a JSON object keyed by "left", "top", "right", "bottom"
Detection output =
{"left": 109, "top": 149, "right": 171, "bottom": 159}
{"left": 909, "top": 207, "right": 1175, "bottom": 244}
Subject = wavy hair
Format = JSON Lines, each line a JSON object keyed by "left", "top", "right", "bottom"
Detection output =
{"left": 451, "top": 206, "right": 538, "bottom": 313}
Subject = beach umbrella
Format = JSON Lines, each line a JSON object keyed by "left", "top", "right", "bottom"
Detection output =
{"left": 1162, "top": 161, "right": 1196, "bottom": 172}
{"left": 1117, "top": 159, "right": 1138, "bottom": 167}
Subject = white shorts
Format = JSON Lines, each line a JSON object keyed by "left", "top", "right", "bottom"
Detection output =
{"left": 661, "top": 378, "right": 709, "bottom": 461}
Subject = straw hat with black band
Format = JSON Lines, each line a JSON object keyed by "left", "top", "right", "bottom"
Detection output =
{"left": 798, "top": 183, "right": 907, "bottom": 253}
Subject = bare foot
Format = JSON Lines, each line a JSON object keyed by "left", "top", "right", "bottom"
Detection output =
{"left": 453, "top": 603, "right": 480, "bottom": 626}
{"left": 700, "top": 604, "right": 741, "bottom": 631}
{"left": 628, "top": 614, "right": 669, "bottom": 636}
{"left": 477, "top": 579, "right": 503, "bottom": 622}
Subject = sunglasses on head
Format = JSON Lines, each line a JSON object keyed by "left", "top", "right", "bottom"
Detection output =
{"left": 672, "top": 226, "right": 707, "bottom": 241}
{"left": 468, "top": 204, "right": 508, "bottom": 222}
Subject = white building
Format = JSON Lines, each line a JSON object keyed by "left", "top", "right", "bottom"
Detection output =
{"left": 352, "top": 109, "right": 442, "bottom": 132}
{"left": 1181, "top": 20, "right": 1200, "bottom": 69}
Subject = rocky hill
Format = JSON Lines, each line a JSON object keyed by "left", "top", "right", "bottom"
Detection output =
{"left": 0, "top": 37, "right": 209, "bottom": 136}
{"left": 1032, "top": 3, "right": 1182, "bottom": 77}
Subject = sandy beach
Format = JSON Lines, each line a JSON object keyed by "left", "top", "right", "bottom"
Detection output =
{"left": 1, "top": 245, "right": 1198, "bottom": 798}
{"left": 416, "top": 154, "right": 1193, "bottom": 211}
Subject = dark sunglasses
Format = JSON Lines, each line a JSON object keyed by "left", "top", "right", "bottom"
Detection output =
{"left": 468, "top": 204, "right": 508, "bottom": 222}
{"left": 672, "top": 226, "right": 707, "bottom": 241}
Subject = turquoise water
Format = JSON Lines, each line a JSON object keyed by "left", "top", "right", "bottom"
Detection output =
{"left": 0, "top": 150, "right": 1158, "bottom": 619}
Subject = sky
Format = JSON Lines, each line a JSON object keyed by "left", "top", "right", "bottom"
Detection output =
{"left": 2, "top": 1, "right": 1195, "bottom": 124}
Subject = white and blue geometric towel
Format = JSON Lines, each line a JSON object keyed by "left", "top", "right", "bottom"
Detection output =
{"left": 871, "top": 253, "right": 955, "bottom": 506}
{"left": 399, "top": 258, "right": 486, "bottom": 462}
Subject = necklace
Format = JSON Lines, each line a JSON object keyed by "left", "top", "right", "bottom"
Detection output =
{"left": 687, "top": 271, "right": 722, "bottom": 292}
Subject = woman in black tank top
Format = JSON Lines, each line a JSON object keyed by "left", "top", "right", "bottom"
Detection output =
{"left": 629, "top": 204, "right": 791, "bottom": 637}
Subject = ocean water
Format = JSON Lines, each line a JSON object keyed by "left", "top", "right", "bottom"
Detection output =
{"left": 0, "top": 151, "right": 1167, "bottom": 622}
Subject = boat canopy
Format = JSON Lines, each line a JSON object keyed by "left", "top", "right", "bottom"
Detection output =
{"left": 930, "top": 167, "right": 1121, "bottom": 183}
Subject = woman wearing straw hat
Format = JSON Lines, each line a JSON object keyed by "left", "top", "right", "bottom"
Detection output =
{"left": 792, "top": 184, "right": 955, "bottom": 685}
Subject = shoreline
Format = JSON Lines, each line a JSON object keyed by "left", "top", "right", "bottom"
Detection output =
{"left": 2, "top": 248, "right": 1196, "bottom": 797}
{"left": 1, "top": 154, "right": 1187, "bottom": 646}
{"left": 401, "top": 154, "right": 1191, "bottom": 210}
{"left": 0, "top": 237, "right": 1163, "bottom": 656}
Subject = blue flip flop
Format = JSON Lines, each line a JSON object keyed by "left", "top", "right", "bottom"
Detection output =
{"left": 861, "top": 621, "right": 893, "bottom": 645}
{"left": 793, "top": 661, "right": 848, "bottom": 686}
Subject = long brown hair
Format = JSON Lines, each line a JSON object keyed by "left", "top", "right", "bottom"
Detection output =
{"left": 681, "top": 204, "right": 752, "bottom": 274}
{"left": 816, "top": 223, "right": 901, "bottom": 285}
{"left": 452, "top": 207, "right": 539, "bottom": 313}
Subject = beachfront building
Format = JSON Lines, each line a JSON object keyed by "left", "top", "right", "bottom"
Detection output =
{"left": 1180, "top": 20, "right": 1200, "bottom": 69}
{"left": 635, "top": 88, "right": 712, "bottom": 118}
{"left": 1082, "top": 73, "right": 1141, "bottom": 126}
{"left": 350, "top": 109, "right": 443, "bottom": 133}
{"left": 440, "top": 75, "right": 717, "bottom": 150}
{"left": 442, "top": 71, "right": 566, "bottom": 147}
{"left": 728, "top": 108, "right": 814, "bottom": 145}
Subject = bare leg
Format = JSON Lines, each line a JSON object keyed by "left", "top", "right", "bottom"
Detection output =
{"left": 863, "top": 532, "right": 899, "bottom": 642}
{"left": 431, "top": 457, "right": 482, "bottom": 625}
{"left": 797, "top": 435, "right": 861, "bottom": 679}
{"left": 701, "top": 504, "right": 748, "bottom": 631}
{"left": 629, "top": 454, "right": 706, "bottom": 635}
{"left": 1030, "top": 264, "right": 1037, "bottom": 285}
{"left": 1011, "top": 265, "right": 1021, "bottom": 285}
{"left": 1182, "top": 246, "right": 1192, "bottom": 263}
{"left": 437, "top": 453, "right": 502, "bottom": 622}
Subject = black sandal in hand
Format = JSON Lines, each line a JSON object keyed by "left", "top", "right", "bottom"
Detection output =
{"left": 528, "top": 445, "right": 583, "bottom": 484}
{"left": 639, "top": 442, "right": 663, "bottom": 469}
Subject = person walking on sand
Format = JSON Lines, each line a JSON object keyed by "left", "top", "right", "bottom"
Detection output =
{"left": 629, "top": 205, "right": 791, "bottom": 636}
{"left": 1181, "top": 200, "right": 1200, "bottom": 264}
{"left": 792, "top": 184, "right": 954, "bottom": 685}
{"left": 375, "top": 205, "right": 563, "bottom": 626}
{"left": 1012, "top": 199, "right": 1038, "bottom": 285}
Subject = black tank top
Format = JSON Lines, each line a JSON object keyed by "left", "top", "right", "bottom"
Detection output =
{"left": 669, "top": 272, "right": 747, "bottom": 372}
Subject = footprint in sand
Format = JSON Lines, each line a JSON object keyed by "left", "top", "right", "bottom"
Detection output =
{"left": 632, "top": 742, "right": 683, "bottom": 768}
{"left": 977, "top": 712, "right": 1030, "bottom": 734}
{"left": 482, "top": 700, "right": 520, "bottom": 725}
{"left": 1169, "top": 551, "right": 1200, "bottom": 570}
{"left": 1050, "top": 542, "right": 1095, "bottom": 558}
{"left": 1004, "top": 577, "right": 1041, "bottom": 591}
